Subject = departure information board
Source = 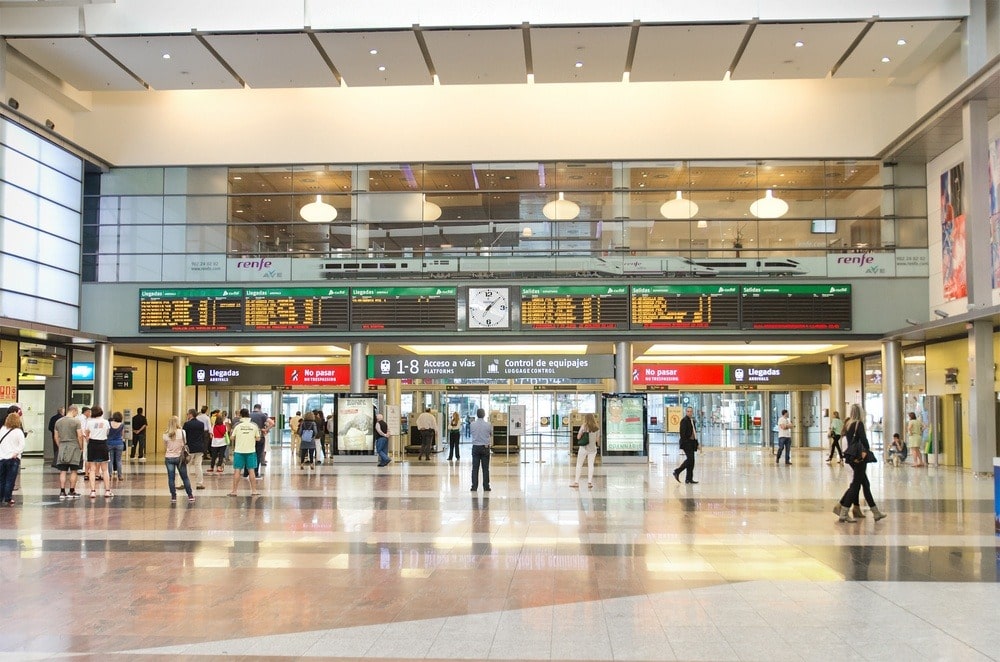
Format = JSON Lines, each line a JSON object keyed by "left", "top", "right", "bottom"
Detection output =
{"left": 244, "top": 287, "right": 349, "bottom": 331}
{"left": 139, "top": 288, "right": 244, "bottom": 332}
{"left": 350, "top": 286, "right": 458, "bottom": 331}
{"left": 630, "top": 285, "right": 740, "bottom": 329}
{"left": 520, "top": 285, "right": 629, "bottom": 330}
{"left": 741, "top": 284, "right": 852, "bottom": 330}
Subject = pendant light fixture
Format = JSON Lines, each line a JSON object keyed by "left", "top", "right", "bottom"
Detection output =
{"left": 422, "top": 194, "right": 442, "bottom": 221}
{"left": 659, "top": 191, "right": 699, "bottom": 219}
{"left": 299, "top": 195, "right": 337, "bottom": 223}
{"left": 542, "top": 192, "right": 580, "bottom": 220}
{"left": 749, "top": 189, "right": 789, "bottom": 219}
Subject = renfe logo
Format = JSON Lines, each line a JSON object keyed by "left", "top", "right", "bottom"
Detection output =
{"left": 236, "top": 259, "right": 273, "bottom": 271}
{"left": 835, "top": 253, "right": 875, "bottom": 266}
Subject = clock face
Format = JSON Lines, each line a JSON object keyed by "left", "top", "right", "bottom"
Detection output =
{"left": 468, "top": 287, "right": 511, "bottom": 329}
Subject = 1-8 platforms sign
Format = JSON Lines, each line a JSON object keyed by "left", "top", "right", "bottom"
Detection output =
{"left": 368, "top": 355, "right": 613, "bottom": 380}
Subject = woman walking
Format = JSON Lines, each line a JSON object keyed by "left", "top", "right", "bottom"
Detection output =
{"left": 826, "top": 410, "right": 844, "bottom": 463}
{"left": 907, "top": 412, "right": 925, "bottom": 467}
{"left": 0, "top": 412, "right": 26, "bottom": 506}
{"left": 106, "top": 412, "right": 126, "bottom": 483}
{"left": 298, "top": 412, "right": 318, "bottom": 469}
{"left": 835, "top": 404, "right": 886, "bottom": 523}
{"left": 569, "top": 413, "right": 600, "bottom": 489}
{"left": 163, "top": 415, "right": 195, "bottom": 503}
{"left": 210, "top": 413, "right": 228, "bottom": 473}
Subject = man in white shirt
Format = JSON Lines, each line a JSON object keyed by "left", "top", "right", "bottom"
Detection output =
{"left": 776, "top": 409, "right": 792, "bottom": 465}
{"left": 415, "top": 408, "right": 437, "bottom": 461}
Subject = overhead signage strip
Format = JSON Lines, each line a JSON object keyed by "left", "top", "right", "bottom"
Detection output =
{"left": 139, "top": 284, "right": 850, "bottom": 333}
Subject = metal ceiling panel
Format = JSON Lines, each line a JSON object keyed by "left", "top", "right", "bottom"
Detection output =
{"left": 314, "top": 30, "right": 430, "bottom": 87}
{"left": 7, "top": 36, "right": 145, "bottom": 91}
{"left": 204, "top": 33, "right": 336, "bottom": 88}
{"left": 423, "top": 28, "right": 525, "bottom": 85}
{"left": 734, "top": 22, "right": 866, "bottom": 80}
{"left": 530, "top": 26, "right": 630, "bottom": 84}
{"left": 94, "top": 34, "right": 241, "bottom": 89}
{"left": 836, "top": 20, "right": 960, "bottom": 79}
{"left": 630, "top": 24, "right": 746, "bottom": 82}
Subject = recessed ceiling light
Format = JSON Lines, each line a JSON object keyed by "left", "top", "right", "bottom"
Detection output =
{"left": 233, "top": 176, "right": 242, "bottom": 180}
{"left": 369, "top": 49, "right": 378, "bottom": 55}
{"left": 881, "top": 56, "right": 891, "bottom": 63}
{"left": 162, "top": 53, "right": 171, "bottom": 59}
{"left": 378, "top": 65, "right": 386, "bottom": 72}
{"left": 897, "top": 39, "right": 907, "bottom": 46}
{"left": 794, "top": 41, "right": 804, "bottom": 48}
{"left": 575, "top": 61, "right": 583, "bottom": 68}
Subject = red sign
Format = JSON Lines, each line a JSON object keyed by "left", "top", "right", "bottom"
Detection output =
{"left": 284, "top": 365, "right": 350, "bottom": 386}
{"left": 633, "top": 364, "right": 725, "bottom": 385}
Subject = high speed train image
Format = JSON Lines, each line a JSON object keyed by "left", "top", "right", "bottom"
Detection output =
{"left": 318, "top": 255, "right": 807, "bottom": 279}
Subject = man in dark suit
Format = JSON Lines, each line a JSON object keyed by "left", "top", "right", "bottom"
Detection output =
{"left": 673, "top": 406, "right": 699, "bottom": 484}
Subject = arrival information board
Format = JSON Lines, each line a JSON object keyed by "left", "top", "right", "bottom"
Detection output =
{"left": 350, "top": 286, "right": 458, "bottom": 331}
{"left": 139, "top": 288, "right": 244, "bottom": 332}
{"left": 741, "top": 284, "right": 852, "bottom": 330}
{"left": 630, "top": 284, "right": 740, "bottom": 329}
{"left": 520, "top": 285, "right": 629, "bottom": 330}
{"left": 244, "top": 287, "right": 349, "bottom": 331}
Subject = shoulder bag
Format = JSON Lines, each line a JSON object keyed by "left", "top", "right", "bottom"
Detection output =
{"left": 576, "top": 430, "right": 590, "bottom": 447}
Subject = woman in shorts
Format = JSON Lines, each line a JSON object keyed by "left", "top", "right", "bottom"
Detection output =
{"left": 86, "top": 406, "right": 111, "bottom": 498}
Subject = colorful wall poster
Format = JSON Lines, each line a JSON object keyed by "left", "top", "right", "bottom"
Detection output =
{"left": 337, "top": 395, "right": 375, "bottom": 452}
{"left": 940, "top": 164, "right": 967, "bottom": 300}
{"left": 603, "top": 394, "right": 645, "bottom": 452}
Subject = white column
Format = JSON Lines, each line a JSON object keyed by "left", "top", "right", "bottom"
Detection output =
{"left": 968, "top": 319, "right": 996, "bottom": 474}
{"left": 829, "top": 354, "right": 845, "bottom": 421}
{"left": 350, "top": 342, "right": 367, "bottom": 393}
{"left": 172, "top": 356, "right": 187, "bottom": 419}
{"left": 881, "top": 340, "right": 903, "bottom": 443}
{"left": 94, "top": 343, "right": 114, "bottom": 413}
{"left": 614, "top": 341, "right": 631, "bottom": 393}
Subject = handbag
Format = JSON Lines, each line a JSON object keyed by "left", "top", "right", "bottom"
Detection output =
{"left": 179, "top": 444, "right": 190, "bottom": 465}
{"left": 576, "top": 430, "right": 590, "bottom": 446}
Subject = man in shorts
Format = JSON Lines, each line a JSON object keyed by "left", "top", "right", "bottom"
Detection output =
{"left": 229, "top": 408, "right": 260, "bottom": 496}
{"left": 54, "top": 405, "right": 84, "bottom": 499}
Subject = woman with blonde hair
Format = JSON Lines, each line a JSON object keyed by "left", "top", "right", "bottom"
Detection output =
{"left": 447, "top": 411, "right": 461, "bottom": 461}
{"left": 570, "top": 413, "right": 600, "bottom": 489}
{"left": 835, "top": 404, "right": 886, "bottom": 523}
{"left": 163, "top": 415, "right": 195, "bottom": 503}
{"left": 907, "top": 412, "right": 925, "bottom": 467}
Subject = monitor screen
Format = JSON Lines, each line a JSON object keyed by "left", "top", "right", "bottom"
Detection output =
{"left": 811, "top": 219, "right": 837, "bottom": 234}
{"left": 71, "top": 362, "right": 94, "bottom": 381}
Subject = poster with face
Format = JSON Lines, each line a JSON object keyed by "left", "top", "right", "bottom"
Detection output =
{"left": 940, "top": 164, "right": 967, "bottom": 301}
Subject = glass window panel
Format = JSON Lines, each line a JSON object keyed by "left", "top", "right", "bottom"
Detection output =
{"left": 290, "top": 165, "right": 354, "bottom": 193}
{"left": 188, "top": 224, "right": 228, "bottom": 252}
{"left": 894, "top": 188, "right": 928, "bottom": 218}
{"left": 0, "top": 119, "right": 40, "bottom": 157}
{"left": 161, "top": 225, "right": 185, "bottom": 252}
{"left": 118, "top": 253, "right": 162, "bottom": 281}
{"left": 38, "top": 198, "right": 82, "bottom": 240}
{"left": 35, "top": 262, "right": 79, "bottom": 302}
{"left": 97, "top": 225, "right": 119, "bottom": 253}
{"left": 164, "top": 167, "right": 228, "bottom": 195}
{"left": 95, "top": 254, "right": 117, "bottom": 282}
{"left": 163, "top": 195, "right": 228, "bottom": 223}
{"left": 0, "top": 291, "right": 77, "bottom": 329}
{"left": 1, "top": 220, "right": 40, "bottom": 258}
{"left": 120, "top": 225, "right": 165, "bottom": 254}
{"left": 0, "top": 182, "right": 38, "bottom": 227}
{"left": 895, "top": 218, "right": 928, "bottom": 248}
{"left": 39, "top": 164, "right": 82, "bottom": 211}
{"left": 118, "top": 196, "right": 164, "bottom": 224}
{"left": 39, "top": 141, "right": 82, "bottom": 180}
{"left": 97, "top": 196, "right": 119, "bottom": 226}
{"left": 45, "top": 235, "right": 81, "bottom": 274}
{"left": 2, "top": 149, "right": 40, "bottom": 191}
{"left": 100, "top": 168, "right": 164, "bottom": 195}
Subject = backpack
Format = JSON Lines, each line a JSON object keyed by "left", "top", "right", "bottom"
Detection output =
{"left": 300, "top": 421, "right": 315, "bottom": 442}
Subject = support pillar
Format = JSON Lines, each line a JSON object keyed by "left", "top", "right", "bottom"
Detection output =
{"left": 614, "top": 341, "right": 632, "bottom": 393}
{"left": 172, "top": 356, "right": 187, "bottom": 418}
{"left": 881, "top": 340, "right": 903, "bottom": 444}
{"left": 791, "top": 391, "right": 802, "bottom": 447}
{"left": 350, "top": 342, "right": 367, "bottom": 393}
{"left": 94, "top": 342, "right": 113, "bottom": 413}
{"left": 829, "top": 354, "right": 845, "bottom": 422}
{"left": 968, "top": 319, "right": 996, "bottom": 474}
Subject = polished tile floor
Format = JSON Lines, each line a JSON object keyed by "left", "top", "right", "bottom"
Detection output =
{"left": 1, "top": 444, "right": 997, "bottom": 661}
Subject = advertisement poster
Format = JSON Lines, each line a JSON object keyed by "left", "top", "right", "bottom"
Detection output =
{"left": 941, "top": 164, "right": 967, "bottom": 301}
{"left": 603, "top": 395, "right": 645, "bottom": 452}
{"left": 988, "top": 140, "right": 1000, "bottom": 287}
{"left": 337, "top": 396, "right": 374, "bottom": 452}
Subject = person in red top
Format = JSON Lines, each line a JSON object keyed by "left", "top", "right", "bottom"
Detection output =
{"left": 210, "top": 414, "right": 228, "bottom": 473}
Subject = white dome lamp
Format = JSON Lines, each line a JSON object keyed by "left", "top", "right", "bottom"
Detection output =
{"left": 299, "top": 195, "right": 337, "bottom": 223}
{"left": 422, "top": 194, "right": 442, "bottom": 221}
{"left": 749, "top": 189, "right": 789, "bottom": 219}
{"left": 542, "top": 192, "right": 580, "bottom": 220}
{"left": 521, "top": 226, "right": 534, "bottom": 238}
{"left": 659, "top": 190, "right": 699, "bottom": 219}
